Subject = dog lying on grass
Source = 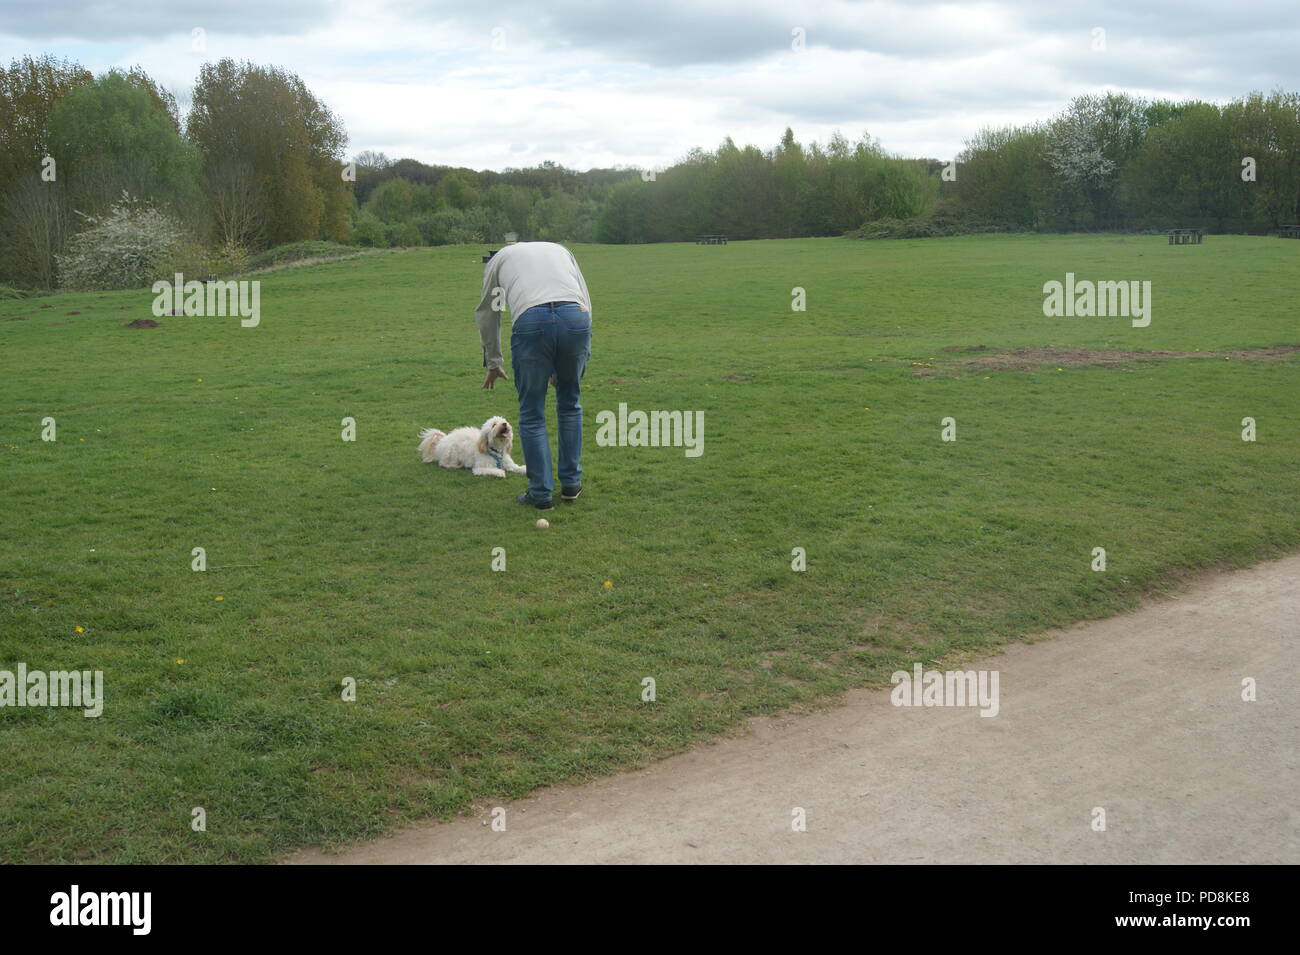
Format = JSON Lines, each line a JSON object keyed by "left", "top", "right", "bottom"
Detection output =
{"left": 418, "top": 416, "right": 526, "bottom": 478}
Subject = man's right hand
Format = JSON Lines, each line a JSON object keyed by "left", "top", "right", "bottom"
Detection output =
{"left": 483, "top": 367, "right": 509, "bottom": 390}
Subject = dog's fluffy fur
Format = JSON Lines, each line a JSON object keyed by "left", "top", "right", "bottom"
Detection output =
{"left": 418, "top": 415, "right": 526, "bottom": 478}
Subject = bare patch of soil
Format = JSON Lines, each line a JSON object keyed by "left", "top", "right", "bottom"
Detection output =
{"left": 921, "top": 344, "right": 1300, "bottom": 374}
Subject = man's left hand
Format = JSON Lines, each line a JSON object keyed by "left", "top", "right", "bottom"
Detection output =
{"left": 483, "top": 367, "right": 509, "bottom": 389}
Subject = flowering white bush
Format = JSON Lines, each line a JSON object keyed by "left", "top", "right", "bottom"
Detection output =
{"left": 57, "top": 193, "right": 186, "bottom": 290}
{"left": 1045, "top": 99, "right": 1118, "bottom": 187}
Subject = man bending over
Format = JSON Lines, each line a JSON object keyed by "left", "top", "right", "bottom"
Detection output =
{"left": 475, "top": 241, "right": 593, "bottom": 510}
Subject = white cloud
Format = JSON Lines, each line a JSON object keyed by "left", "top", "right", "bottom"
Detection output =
{"left": 1, "top": 0, "right": 1296, "bottom": 170}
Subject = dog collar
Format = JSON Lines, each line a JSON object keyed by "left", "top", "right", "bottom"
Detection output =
{"left": 485, "top": 447, "right": 504, "bottom": 467}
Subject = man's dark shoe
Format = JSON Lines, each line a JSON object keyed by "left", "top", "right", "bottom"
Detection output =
{"left": 560, "top": 484, "right": 582, "bottom": 502}
{"left": 517, "top": 492, "right": 554, "bottom": 510}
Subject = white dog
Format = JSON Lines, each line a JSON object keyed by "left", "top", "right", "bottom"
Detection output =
{"left": 418, "top": 415, "right": 526, "bottom": 478}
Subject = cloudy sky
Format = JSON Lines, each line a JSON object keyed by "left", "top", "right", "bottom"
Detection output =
{"left": 2, "top": 0, "right": 1297, "bottom": 172}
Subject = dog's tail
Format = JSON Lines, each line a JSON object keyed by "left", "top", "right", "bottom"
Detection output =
{"left": 418, "top": 428, "right": 446, "bottom": 463}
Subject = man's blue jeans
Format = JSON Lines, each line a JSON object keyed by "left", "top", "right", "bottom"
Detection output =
{"left": 510, "top": 302, "right": 591, "bottom": 502}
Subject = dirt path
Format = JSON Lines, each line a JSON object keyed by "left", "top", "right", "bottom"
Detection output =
{"left": 289, "top": 554, "right": 1299, "bottom": 865}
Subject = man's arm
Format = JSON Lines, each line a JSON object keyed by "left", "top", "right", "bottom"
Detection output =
{"left": 475, "top": 256, "right": 505, "bottom": 369}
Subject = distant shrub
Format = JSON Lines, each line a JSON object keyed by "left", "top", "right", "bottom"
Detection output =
{"left": 208, "top": 241, "right": 251, "bottom": 275}
{"left": 385, "top": 221, "right": 423, "bottom": 247}
{"left": 848, "top": 216, "right": 930, "bottom": 239}
{"left": 150, "top": 239, "right": 252, "bottom": 279}
{"left": 349, "top": 205, "right": 501, "bottom": 248}
{"left": 455, "top": 206, "right": 492, "bottom": 244}
{"left": 411, "top": 213, "right": 442, "bottom": 245}
{"left": 150, "top": 233, "right": 216, "bottom": 280}
{"left": 848, "top": 206, "right": 1016, "bottom": 240}
{"left": 414, "top": 209, "right": 465, "bottom": 245}
{"left": 351, "top": 212, "right": 387, "bottom": 249}
{"left": 246, "top": 241, "right": 356, "bottom": 269}
{"left": 0, "top": 285, "right": 32, "bottom": 300}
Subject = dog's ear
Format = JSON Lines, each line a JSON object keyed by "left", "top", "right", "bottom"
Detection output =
{"left": 477, "top": 428, "right": 489, "bottom": 454}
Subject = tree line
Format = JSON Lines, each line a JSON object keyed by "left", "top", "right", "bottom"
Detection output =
{"left": 279, "top": 87, "right": 1300, "bottom": 244}
{"left": 952, "top": 91, "right": 1300, "bottom": 233}
{"left": 2, "top": 51, "right": 1296, "bottom": 291}
{"left": 592, "top": 91, "right": 1299, "bottom": 242}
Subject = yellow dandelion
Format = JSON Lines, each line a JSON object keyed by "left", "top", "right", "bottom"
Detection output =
{"left": 75, "top": 626, "right": 85, "bottom": 633}
{"left": 176, "top": 658, "right": 184, "bottom": 664}
{"left": 603, "top": 580, "right": 613, "bottom": 589}
{"left": 214, "top": 596, "right": 223, "bottom": 601}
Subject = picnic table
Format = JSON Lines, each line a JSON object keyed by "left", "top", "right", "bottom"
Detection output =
{"left": 1279, "top": 224, "right": 1300, "bottom": 239}
{"left": 1168, "top": 229, "right": 1204, "bottom": 245}
{"left": 696, "top": 234, "right": 728, "bottom": 245}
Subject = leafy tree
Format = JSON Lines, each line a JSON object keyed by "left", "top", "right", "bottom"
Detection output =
{"left": 435, "top": 172, "right": 480, "bottom": 210}
{"left": 956, "top": 125, "right": 1044, "bottom": 228}
{"left": 0, "top": 54, "right": 91, "bottom": 206}
{"left": 0, "top": 55, "right": 91, "bottom": 286}
{"left": 187, "top": 59, "right": 349, "bottom": 247}
{"left": 595, "top": 179, "right": 650, "bottom": 243}
{"left": 47, "top": 70, "right": 202, "bottom": 217}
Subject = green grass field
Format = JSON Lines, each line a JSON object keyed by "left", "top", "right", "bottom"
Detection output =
{"left": 2, "top": 234, "right": 1297, "bottom": 863}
